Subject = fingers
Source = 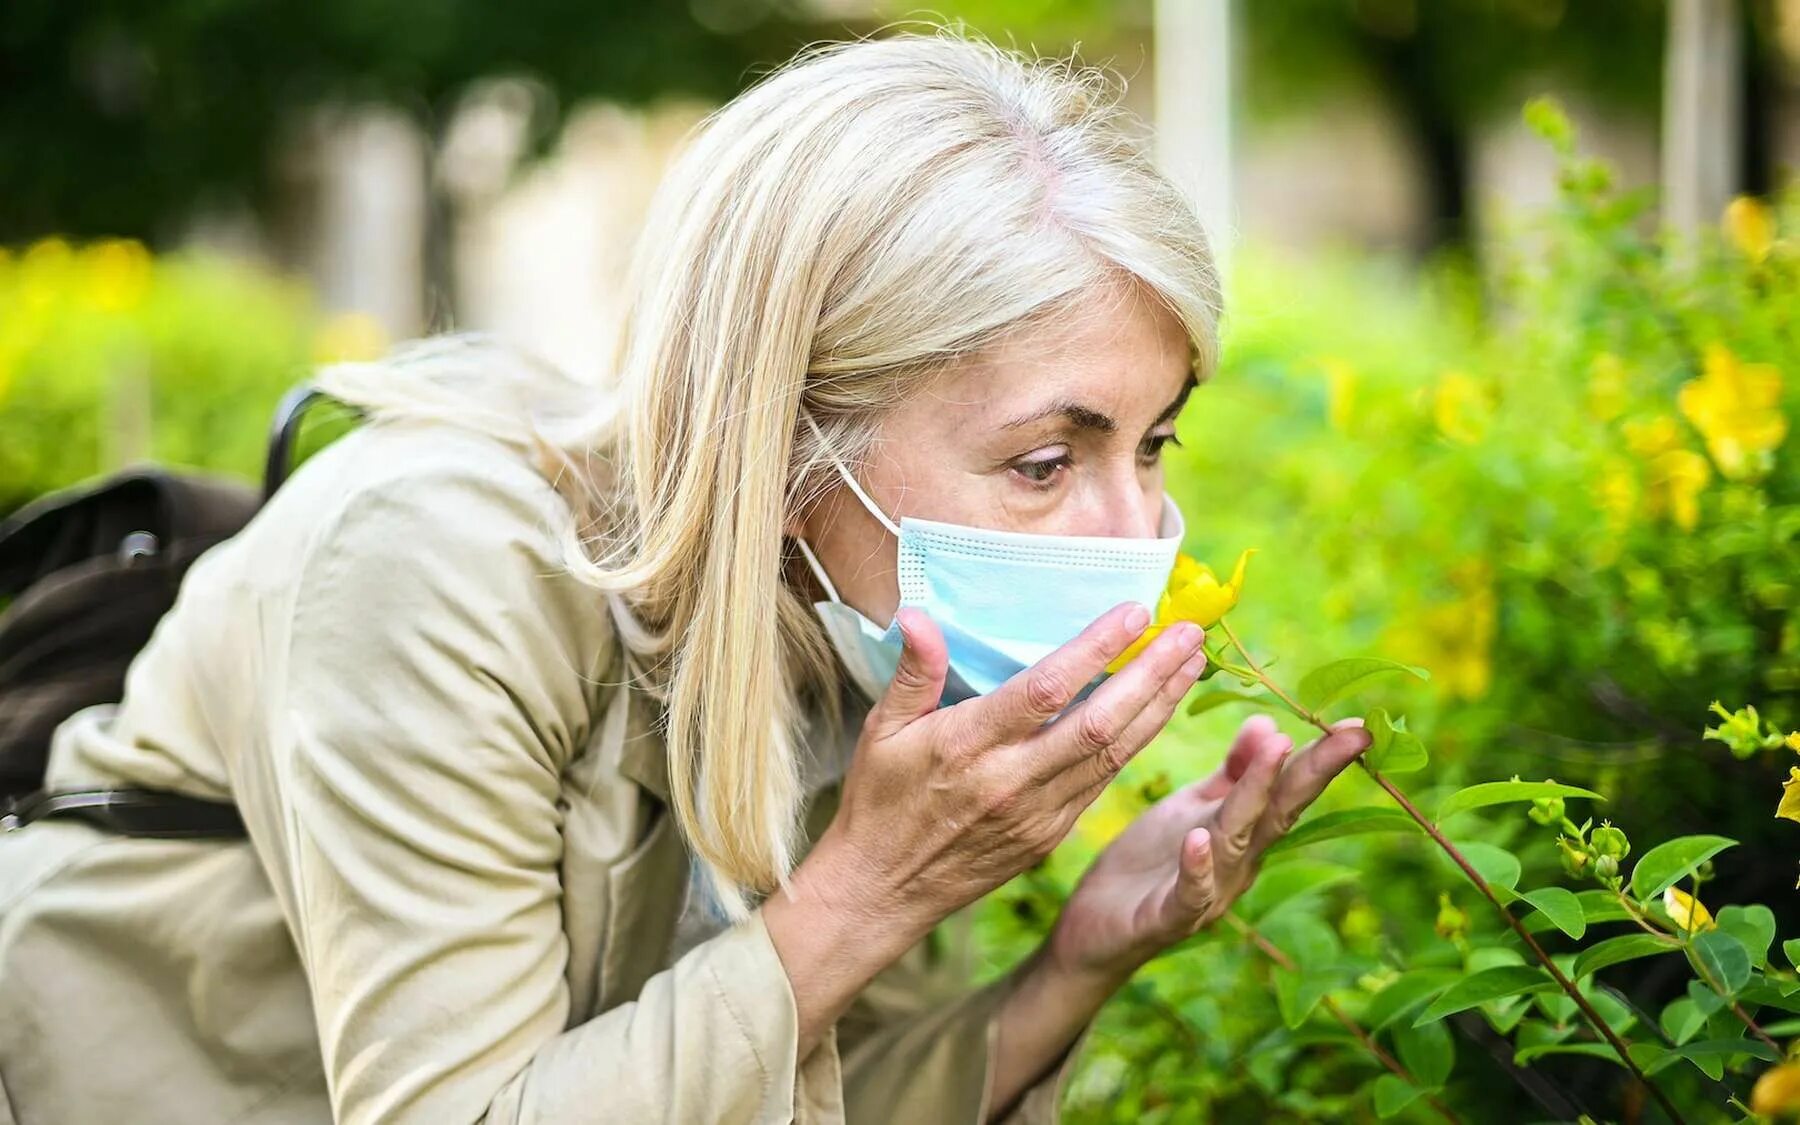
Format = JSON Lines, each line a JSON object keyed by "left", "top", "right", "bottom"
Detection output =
{"left": 1170, "top": 827, "right": 1218, "bottom": 923}
{"left": 1043, "top": 629, "right": 1207, "bottom": 801}
{"left": 863, "top": 608, "right": 948, "bottom": 742}
{"left": 1189, "top": 713, "right": 1283, "bottom": 802}
{"left": 1250, "top": 717, "right": 1373, "bottom": 854}
{"left": 1210, "top": 736, "right": 1288, "bottom": 868}
{"left": 965, "top": 602, "right": 1153, "bottom": 745}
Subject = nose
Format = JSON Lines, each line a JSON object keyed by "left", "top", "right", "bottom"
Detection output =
{"left": 1089, "top": 472, "right": 1163, "bottom": 539}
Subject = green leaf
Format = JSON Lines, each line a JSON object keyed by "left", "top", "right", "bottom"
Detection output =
{"left": 1184, "top": 690, "right": 1270, "bottom": 717}
{"left": 1521, "top": 889, "right": 1634, "bottom": 935}
{"left": 1413, "top": 967, "right": 1558, "bottom": 1026}
{"left": 1571, "top": 933, "right": 1680, "bottom": 979}
{"left": 1716, "top": 905, "right": 1776, "bottom": 968}
{"left": 1364, "top": 970, "right": 1460, "bottom": 1032}
{"left": 1364, "top": 707, "right": 1428, "bottom": 774}
{"left": 1520, "top": 887, "right": 1586, "bottom": 940}
{"left": 1628, "top": 835, "right": 1738, "bottom": 900}
{"left": 1642, "top": 1037, "right": 1781, "bottom": 1077}
{"left": 1371, "top": 1074, "right": 1428, "bottom": 1119}
{"left": 1295, "top": 657, "right": 1430, "bottom": 712}
{"left": 1688, "top": 979, "right": 1727, "bottom": 1017}
{"left": 1438, "top": 840, "right": 1521, "bottom": 895}
{"left": 1660, "top": 997, "right": 1706, "bottom": 1045}
{"left": 1394, "top": 1020, "right": 1454, "bottom": 1087}
{"left": 1514, "top": 1041, "right": 1631, "bottom": 1067}
{"left": 1259, "top": 913, "right": 1342, "bottom": 970}
{"left": 1274, "top": 967, "right": 1334, "bottom": 1029}
{"left": 1264, "top": 806, "right": 1423, "bottom": 855}
{"left": 1690, "top": 931, "right": 1752, "bottom": 996}
{"left": 1434, "top": 780, "right": 1604, "bottom": 824}
{"left": 1232, "top": 861, "right": 1356, "bottom": 922}
{"left": 1785, "top": 937, "right": 1800, "bottom": 973}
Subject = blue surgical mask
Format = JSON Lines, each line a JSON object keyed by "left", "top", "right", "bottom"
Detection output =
{"left": 793, "top": 418, "right": 1185, "bottom": 708}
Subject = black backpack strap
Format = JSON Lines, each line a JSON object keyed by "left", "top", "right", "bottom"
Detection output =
{"left": 2, "top": 787, "right": 246, "bottom": 838}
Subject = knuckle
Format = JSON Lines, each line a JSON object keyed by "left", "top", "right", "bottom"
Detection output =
{"left": 1025, "top": 667, "right": 1072, "bottom": 716}
{"left": 1075, "top": 707, "right": 1117, "bottom": 754}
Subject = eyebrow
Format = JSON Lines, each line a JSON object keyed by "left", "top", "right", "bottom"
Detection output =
{"left": 1001, "top": 372, "right": 1199, "bottom": 435}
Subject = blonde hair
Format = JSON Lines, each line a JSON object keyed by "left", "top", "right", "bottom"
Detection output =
{"left": 314, "top": 23, "right": 1223, "bottom": 919}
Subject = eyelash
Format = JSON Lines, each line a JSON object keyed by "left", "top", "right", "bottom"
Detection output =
{"left": 1007, "top": 432, "right": 1182, "bottom": 489}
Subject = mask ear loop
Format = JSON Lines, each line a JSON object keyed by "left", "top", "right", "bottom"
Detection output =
{"left": 792, "top": 536, "right": 843, "bottom": 604}
{"left": 800, "top": 410, "right": 902, "bottom": 538}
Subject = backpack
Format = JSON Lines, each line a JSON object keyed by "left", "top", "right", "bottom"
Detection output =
{"left": 0, "top": 386, "right": 338, "bottom": 837}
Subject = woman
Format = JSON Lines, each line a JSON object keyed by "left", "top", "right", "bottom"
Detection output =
{"left": 0, "top": 28, "right": 1372, "bottom": 1125}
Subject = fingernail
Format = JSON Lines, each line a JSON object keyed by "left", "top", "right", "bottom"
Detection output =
{"left": 1171, "top": 622, "right": 1203, "bottom": 651}
{"left": 1125, "top": 603, "right": 1151, "bottom": 632}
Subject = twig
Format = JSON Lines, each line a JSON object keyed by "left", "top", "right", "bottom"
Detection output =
{"left": 1214, "top": 616, "right": 1691, "bottom": 1125}
{"left": 1225, "top": 912, "right": 1462, "bottom": 1124}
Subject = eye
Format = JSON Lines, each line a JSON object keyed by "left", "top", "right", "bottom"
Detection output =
{"left": 1010, "top": 447, "right": 1072, "bottom": 488}
{"left": 1137, "top": 430, "right": 1182, "bottom": 466}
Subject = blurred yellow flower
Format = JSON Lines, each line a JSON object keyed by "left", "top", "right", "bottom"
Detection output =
{"left": 1724, "top": 195, "right": 1775, "bottom": 264}
{"left": 311, "top": 311, "right": 389, "bottom": 364}
{"left": 1586, "top": 353, "right": 1630, "bottom": 422}
{"left": 1663, "top": 886, "right": 1715, "bottom": 932}
{"left": 1752, "top": 1060, "right": 1800, "bottom": 1120}
{"left": 86, "top": 238, "right": 152, "bottom": 313}
{"left": 1644, "top": 449, "right": 1711, "bottom": 531}
{"left": 1432, "top": 370, "right": 1491, "bottom": 444}
{"left": 1594, "top": 458, "right": 1637, "bottom": 535}
{"left": 1383, "top": 559, "right": 1495, "bottom": 700}
{"left": 1678, "top": 344, "right": 1786, "bottom": 480}
{"left": 1106, "top": 548, "right": 1255, "bottom": 673}
{"left": 1318, "top": 356, "right": 1356, "bottom": 433}
{"left": 1622, "top": 414, "right": 1682, "bottom": 459}
{"left": 1077, "top": 791, "right": 1136, "bottom": 848}
{"left": 1788, "top": 731, "right": 1800, "bottom": 753}
{"left": 1780, "top": 767, "right": 1800, "bottom": 824}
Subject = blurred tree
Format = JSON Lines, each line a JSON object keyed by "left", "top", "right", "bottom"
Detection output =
{"left": 1240, "top": 0, "right": 1670, "bottom": 252}
{"left": 0, "top": 0, "right": 818, "bottom": 247}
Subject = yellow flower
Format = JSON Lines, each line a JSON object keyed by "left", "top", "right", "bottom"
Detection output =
{"left": 1663, "top": 885, "right": 1715, "bottom": 932}
{"left": 86, "top": 238, "right": 152, "bottom": 313}
{"left": 1644, "top": 449, "right": 1711, "bottom": 531}
{"left": 1586, "top": 353, "right": 1630, "bottom": 422}
{"left": 1622, "top": 414, "right": 1682, "bottom": 459}
{"left": 1780, "top": 767, "right": 1800, "bottom": 824}
{"left": 1432, "top": 370, "right": 1491, "bottom": 444}
{"left": 1319, "top": 356, "right": 1356, "bottom": 433}
{"left": 1594, "top": 457, "right": 1637, "bottom": 535}
{"left": 1106, "top": 548, "right": 1255, "bottom": 673}
{"left": 1787, "top": 731, "right": 1800, "bottom": 753}
{"left": 1382, "top": 558, "right": 1495, "bottom": 700}
{"left": 1724, "top": 195, "right": 1775, "bottom": 264}
{"left": 1678, "top": 343, "right": 1787, "bottom": 480}
{"left": 1752, "top": 1060, "right": 1800, "bottom": 1120}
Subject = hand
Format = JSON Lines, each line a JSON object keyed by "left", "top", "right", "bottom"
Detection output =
{"left": 1042, "top": 712, "right": 1374, "bottom": 986}
{"left": 803, "top": 600, "right": 1211, "bottom": 941}
{"left": 763, "top": 600, "right": 1207, "bottom": 1050}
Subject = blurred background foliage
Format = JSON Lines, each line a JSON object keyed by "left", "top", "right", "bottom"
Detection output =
{"left": 5, "top": 0, "right": 1800, "bottom": 1120}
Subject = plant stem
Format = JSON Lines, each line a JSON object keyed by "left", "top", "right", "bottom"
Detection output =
{"left": 1213, "top": 616, "right": 1692, "bottom": 1125}
{"left": 1610, "top": 889, "right": 1784, "bottom": 1055}
{"left": 1224, "top": 913, "right": 1462, "bottom": 1124}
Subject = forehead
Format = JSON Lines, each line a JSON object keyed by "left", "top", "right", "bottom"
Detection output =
{"left": 923, "top": 280, "right": 1193, "bottom": 425}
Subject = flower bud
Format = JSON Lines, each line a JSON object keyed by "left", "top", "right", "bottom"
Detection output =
{"left": 1590, "top": 822, "right": 1630, "bottom": 860}
{"left": 1594, "top": 854, "right": 1619, "bottom": 881}
{"left": 1558, "top": 836, "right": 1591, "bottom": 878}
{"left": 1434, "top": 892, "right": 1469, "bottom": 942}
{"left": 1528, "top": 794, "right": 1565, "bottom": 826}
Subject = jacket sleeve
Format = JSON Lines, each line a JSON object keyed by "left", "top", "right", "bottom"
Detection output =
{"left": 836, "top": 911, "right": 1091, "bottom": 1123}
{"left": 235, "top": 449, "right": 841, "bottom": 1125}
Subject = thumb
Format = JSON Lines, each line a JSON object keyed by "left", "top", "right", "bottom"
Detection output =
{"left": 866, "top": 607, "right": 948, "bottom": 741}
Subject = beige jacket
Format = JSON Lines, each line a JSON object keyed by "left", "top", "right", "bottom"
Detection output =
{"left": 0, "top": 420, "right": 1082, "bottom": 1124}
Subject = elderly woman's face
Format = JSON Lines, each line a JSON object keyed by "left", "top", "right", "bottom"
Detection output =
{"left": 802, "top": 276, "right": 1196, "bottom": 626}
